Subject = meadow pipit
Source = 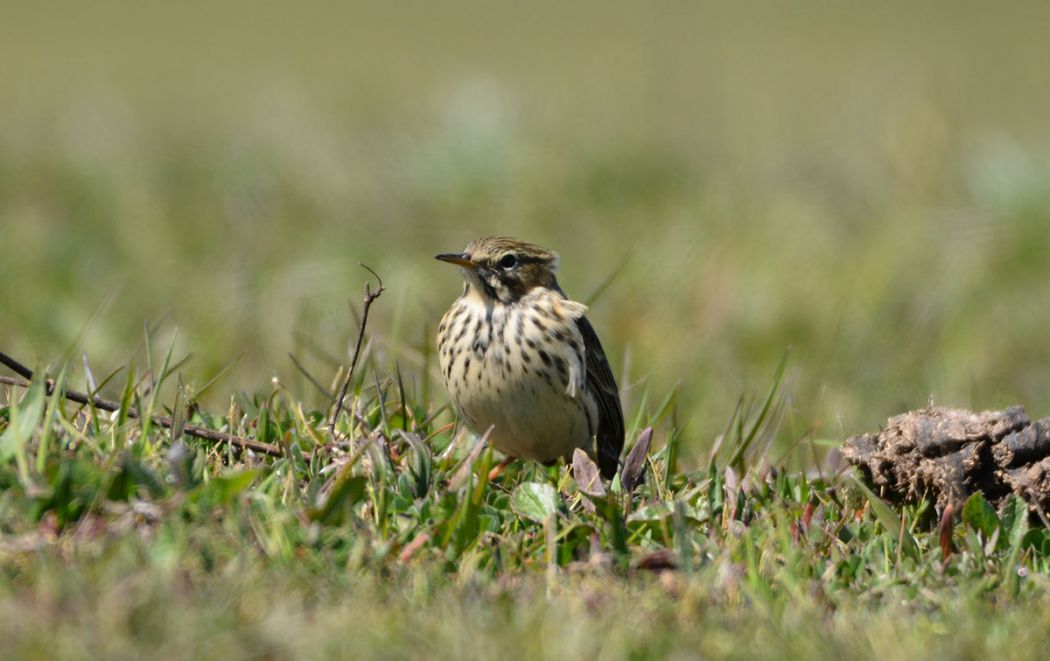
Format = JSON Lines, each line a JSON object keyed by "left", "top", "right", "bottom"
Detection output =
{"left": 436, "top": 237, "right": 624, "bottom": 478}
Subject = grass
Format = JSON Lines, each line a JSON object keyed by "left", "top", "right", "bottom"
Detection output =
{"left": 2, "top": 339, "right": 1050, "bottom": 659}
{"left": 4, "top": 1, "right": 1050, "bottom": 657}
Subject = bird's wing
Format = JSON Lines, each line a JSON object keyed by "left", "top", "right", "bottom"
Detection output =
{"left": 575, "top": 314, "right": 625, "bottom": 479}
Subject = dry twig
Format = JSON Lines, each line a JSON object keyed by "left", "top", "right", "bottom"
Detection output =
{"left": 0, "top": 351, "right": 282, "bottom": 457}
{"left": 328, "top": 264, "right": 385, "bottom": 442}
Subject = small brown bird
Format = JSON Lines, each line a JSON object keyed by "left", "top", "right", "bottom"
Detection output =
{"left": 436, "top": 237, "right": 624, "bottom": 478}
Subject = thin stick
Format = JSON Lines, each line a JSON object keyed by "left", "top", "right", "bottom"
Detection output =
{"left": 328, "top": 264, "right": 385, "bottom": 442}
{"left": 0, "top": 362, "right": 282, "bottom": 458}
{"left": 0, "top": 352, "right": 33, "bottom": 380}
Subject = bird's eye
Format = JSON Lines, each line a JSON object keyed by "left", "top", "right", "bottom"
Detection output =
{"left": 499, "top": 254, "right": 518, "bottom": 269}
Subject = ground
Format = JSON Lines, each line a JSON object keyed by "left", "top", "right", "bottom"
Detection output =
{"left": 1, "top": 352, "right": 1049, "bottom": 659}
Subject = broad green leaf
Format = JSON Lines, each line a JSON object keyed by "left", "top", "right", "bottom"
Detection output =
{"left": 628, "top": 501, "right": 673, "bottom": 523}
{"left": 1022, "top": 528, "right": 1050, "bottom": 555}
{"left": 962, "top": 492, "right": 999, "bottom": 539}
{"left": 211, "top": 469, "right": 259, "bottom": 499}
{"left": 999, "top": 494, "right": 1029, "bottom": 551}
{"left": 191, "top": 469, "right": 259, "bottom": 506}
{"left": 309, "top": 475, "right": 367, "bottom": 524}
{"left": 511, "top": 482, "right": 559, "bottom": 524}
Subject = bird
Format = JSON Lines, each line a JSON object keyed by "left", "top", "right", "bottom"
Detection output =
{"left": 435, "top": 236, "right": 624, "bottom": 479}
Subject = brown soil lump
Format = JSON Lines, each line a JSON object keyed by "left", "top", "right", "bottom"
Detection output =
{"left": 843, "top": 405, "right": 1050, "bottom": 513}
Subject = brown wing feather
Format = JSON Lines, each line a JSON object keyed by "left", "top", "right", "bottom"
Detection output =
{"left": 575, "top": 315, "right": 624, "bottom": 479}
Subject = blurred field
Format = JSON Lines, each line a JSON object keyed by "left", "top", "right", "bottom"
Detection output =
{"left": 4, "top": 1, "right": 1050, "bottom": 462}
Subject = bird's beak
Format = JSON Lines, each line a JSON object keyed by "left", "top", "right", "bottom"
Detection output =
{"left": 435, "top": 252, "right": 478, "bottom": 269}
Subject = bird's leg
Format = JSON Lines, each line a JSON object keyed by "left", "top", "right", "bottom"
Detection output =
{"left": 487, "top": 456, "right": 516, "bottom": 482}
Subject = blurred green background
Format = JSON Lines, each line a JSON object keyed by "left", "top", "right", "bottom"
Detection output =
{"left": 3, "top": 2, "right": 1050, "bottom": 462}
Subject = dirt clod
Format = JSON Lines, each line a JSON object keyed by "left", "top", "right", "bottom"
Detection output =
{"left": 843, "top": 405, "right": 1050, "bottom": 514}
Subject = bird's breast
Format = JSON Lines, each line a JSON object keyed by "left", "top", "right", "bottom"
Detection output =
{"left": 437, "top": 292, "right": 596, "bottom": 462}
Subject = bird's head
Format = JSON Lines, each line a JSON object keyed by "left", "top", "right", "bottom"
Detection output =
{"left": 436, "top": 236, "right": 559, "bottom": 304}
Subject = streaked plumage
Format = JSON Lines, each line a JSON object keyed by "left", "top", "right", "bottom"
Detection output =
{"left": 436, "top": 237, "right": 624, "bottom": 478}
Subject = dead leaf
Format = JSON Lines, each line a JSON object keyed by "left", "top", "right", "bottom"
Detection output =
{"left": 939, "top": 503, "right": 955, "bottom": 562}
{"left": 621, "top": 427, "right": 652, "bottom": 492}
{"left": 573, "top": 448, "right": 605, "bottom": 497}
